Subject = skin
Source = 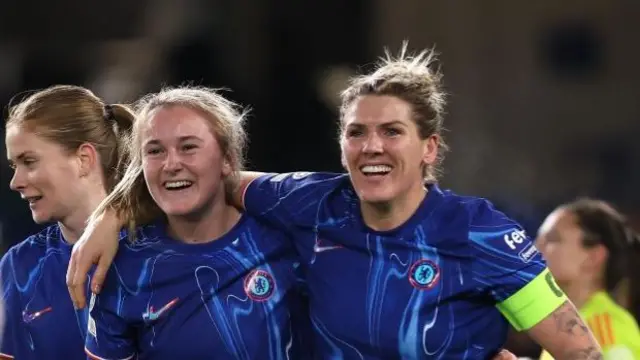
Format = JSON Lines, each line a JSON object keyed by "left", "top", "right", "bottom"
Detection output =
{"left": 3, "top": 123, "right": 111, "bottom": 359}
{"left": 5, "top": 125, "right": 108, "bottom": 243}
{"left": 140, "top": 106, "right": 240, "bottom": 244}
{"left": 340, "top": 95, "right": 438, "bottom": 231}
{"left": 535, "top": 208, "right": 607, "bottom": 309}
{"left": 66, "top": 95, "right": 602, "bottom": 359}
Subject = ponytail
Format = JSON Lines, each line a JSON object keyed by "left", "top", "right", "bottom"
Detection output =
{"left": 91, "top": 103, "right": 160, "bottom": 240}
{"left": 566, "top": 198, "right": 639, "bottom": 322}
{"left": 103, "top": 104, "right": 135, "bottom": 191}
{"left": 627, "top": 230, "right": 640, "bottom": 323}
{"left": 5, "top": 85, "right": 136, "bottom": 195}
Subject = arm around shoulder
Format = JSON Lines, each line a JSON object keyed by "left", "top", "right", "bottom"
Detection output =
{"left": 232, "top": 171, "right": 266, "bottom": 210}
{"left": 67, "top": 209, "right": 123, "bottom": 308}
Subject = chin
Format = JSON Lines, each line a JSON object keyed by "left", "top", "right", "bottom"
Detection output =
{"left": 357, "top": 190, "right": 396, "bottom": 204}
{"left": 160, "top": 199, "right": 206, "bottom": 218}
{"left": 162, "top": 206, "right": 198, "bottom": 217}
{"left": 31, "top": 212, "right": 53, "bottom": 225}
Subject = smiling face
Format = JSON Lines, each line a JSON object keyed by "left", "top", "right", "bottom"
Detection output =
{"left": 141, "top": 105, "right": 231, "bottom": 219}
{"left": 5, "top": 125, "right": 84, "bottom": 224}
{"left": 340, "top": 95, "right": 438, "bottom": 204}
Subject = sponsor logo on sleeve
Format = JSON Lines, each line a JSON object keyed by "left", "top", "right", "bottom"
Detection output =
{"left": 503, "top": 229, "right": 540, "bottom": 262}
{"left": 503, "top": 229, "right": 527, "bottom": 250}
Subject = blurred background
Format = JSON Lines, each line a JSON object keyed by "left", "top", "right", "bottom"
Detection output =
{"left": 1, "top": 0, "right": 639, "bottom": 357}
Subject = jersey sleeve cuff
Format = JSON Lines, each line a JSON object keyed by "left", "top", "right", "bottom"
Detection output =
{"left": 85, "top": 347, "right": 135, "bottom": 360}
{"left": 496, "top": 268, "right": 567, "bottom": 331}
{"left": 241, "top": 176, "right": 262, "bottom": 211}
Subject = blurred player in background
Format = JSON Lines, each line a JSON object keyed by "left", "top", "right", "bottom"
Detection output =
{"left": 83, "top": 87, "right": 310, "bottom": 359}
{"left": 536, "top": 198, "right": 640, "bottom": 359}
{"left": 0, "top": 85, "right": 134, "bottom": 359}
{"left": 68, "top": 45, "right": 600, "bottom": 359}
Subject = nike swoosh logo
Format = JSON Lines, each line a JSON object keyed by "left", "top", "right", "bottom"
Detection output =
{"left": 22, "top": 306, "right": 53, "bottom": 323}
{"left": 313, "top": 239, "right": 342, "bottom": 253}
{"left": 142, "top": 298, "right": 179, "bottom": 322}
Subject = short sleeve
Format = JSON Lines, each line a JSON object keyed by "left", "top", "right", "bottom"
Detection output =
{"left": 0, "top": 251, "right": 20, "bottom": 359}
{"left": 85, "top": 290, "right": 136, "bottom": 360}
{"left": 468, "top": 200, "right": 566, "bottom": 331}
{"left": 243, "top": 172, "right": 343, "bottom": 231}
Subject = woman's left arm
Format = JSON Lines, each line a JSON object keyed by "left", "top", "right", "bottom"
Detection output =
{"left": 526, "top": 300, "right": 602, "bottom": 360}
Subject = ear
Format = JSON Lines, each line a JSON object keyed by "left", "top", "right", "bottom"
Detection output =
{"left": 221, "top": 157, "right": 233, "bottom": 177}
{"left": 340, "top": 151, "right": 348, "bottom": 170}
{"left": 422, "top": 134, "right": 439, "bottom": 166}
{"left": 585, "top": 244, "right": 608, "bottom": 273}
{"left": 76, "top": 143, "right": 99, "bottom": 177}
{"left": 339, "top": 136, "right": 349, "bottom": 170}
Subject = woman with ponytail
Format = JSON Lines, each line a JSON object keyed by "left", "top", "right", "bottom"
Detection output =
{"left": 0, "top": 85, "right": 135, "bottom": 360}
{"left": 536, "top": 198, "right": 640, "bottom": 359}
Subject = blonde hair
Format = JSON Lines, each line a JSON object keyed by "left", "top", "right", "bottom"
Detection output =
{"left": 339, "top": 42, "right": 448, "bottom": 182}
{"left": 6, "top": 85, "right": 134, "bottom": 191}
{"left": 92, "top": 86, "right": 248, "bottom": 234}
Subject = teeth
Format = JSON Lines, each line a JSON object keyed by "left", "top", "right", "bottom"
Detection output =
{"left": 27, "top": 196, "right": 42, "bottom": 203}
{"left": 361, "top": 165, "right": 392, "bottom": 174}
{"left": 164, "top": 181, "right": 193, "bottom": 189}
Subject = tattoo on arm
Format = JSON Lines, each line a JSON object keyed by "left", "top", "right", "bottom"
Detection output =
{"left": 552, "top": 302, "right": 603, "bottom": 360}
{"left": 565, "top": 347, "right": 603, "bottom": 360}
{"left": 552, "top": 302, "right": 589, "bottom": 336}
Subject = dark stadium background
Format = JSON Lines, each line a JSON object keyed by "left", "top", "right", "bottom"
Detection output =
{"left": 1, "top": 1, "right": 639, "bottom": 357}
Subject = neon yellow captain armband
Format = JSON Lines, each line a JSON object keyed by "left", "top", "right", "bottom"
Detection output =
{"left": 496, "top": 268, "right": 567, "bottom": 331}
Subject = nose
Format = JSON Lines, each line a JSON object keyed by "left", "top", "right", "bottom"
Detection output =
{"left": 9, "top": 168, "right": 26, "bottom": 192}
{"left": 163, "top": 149, "right": 183, "bottom": 173}
{"left": 362, "top": 133, "right": 384, "bottom": 154}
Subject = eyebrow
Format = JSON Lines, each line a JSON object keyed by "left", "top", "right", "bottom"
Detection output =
{"left": 347, "top": 120, "right": 408, "bottom": 128}
{"left": 143, "top": 135, "right": 203, "bottom": 147}
{"left": 7, "top": 151, "right": 34, "bottom": 162}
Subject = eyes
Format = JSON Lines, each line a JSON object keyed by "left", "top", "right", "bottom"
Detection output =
{"left": 144, "top": 143, "right": 199, "bottom": 156}
{"left": 8, "top": 157, "right": 37, "bottom": 171}
{"left": 345, "top": 126, "right": 403, "bottom": 138}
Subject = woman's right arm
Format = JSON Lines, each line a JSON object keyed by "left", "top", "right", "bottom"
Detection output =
{"left": 67, "top": 172, "right": 265, "bottom": 309}
{"left": 69, "top": 170, "right": 335, "bottom": 308}
{"left": 66, "top": 211, "right": 122, "bottom": 309}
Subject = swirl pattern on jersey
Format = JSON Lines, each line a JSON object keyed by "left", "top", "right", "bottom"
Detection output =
{"left": 87, "top": 217, "right": 302, "bottom": 360}
{"left": 0, "top": 225, "right": 88, "bottom": 360}
{"left": 245, "top": 172, "right": 548, "bottom": 359}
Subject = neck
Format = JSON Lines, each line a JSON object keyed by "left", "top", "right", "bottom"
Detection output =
{"left": 563, "top": 279, "right": 603, "bottom": 309}
{"left": 361, "top": 182, "right": 427, "bottom": 231}
{"left": 59, "top": 184, "right": 108, "bottom": 244}
{"left": 167, "top": 198, "right": 241, "bottom": 244}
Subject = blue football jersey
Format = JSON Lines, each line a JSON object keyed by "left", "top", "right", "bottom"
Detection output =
{"left": 85, "top": 214, "right": 310, "bottom": 360}
{"left": 0, "top": 225, "right": 89, "bottom": 360}
{"left": 243, "top": 172, "right": 564, "bottom": 359}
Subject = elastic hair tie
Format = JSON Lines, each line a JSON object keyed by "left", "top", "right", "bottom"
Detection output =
{"left": 104, "top": 104, "right": 115, "bottom": 122}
